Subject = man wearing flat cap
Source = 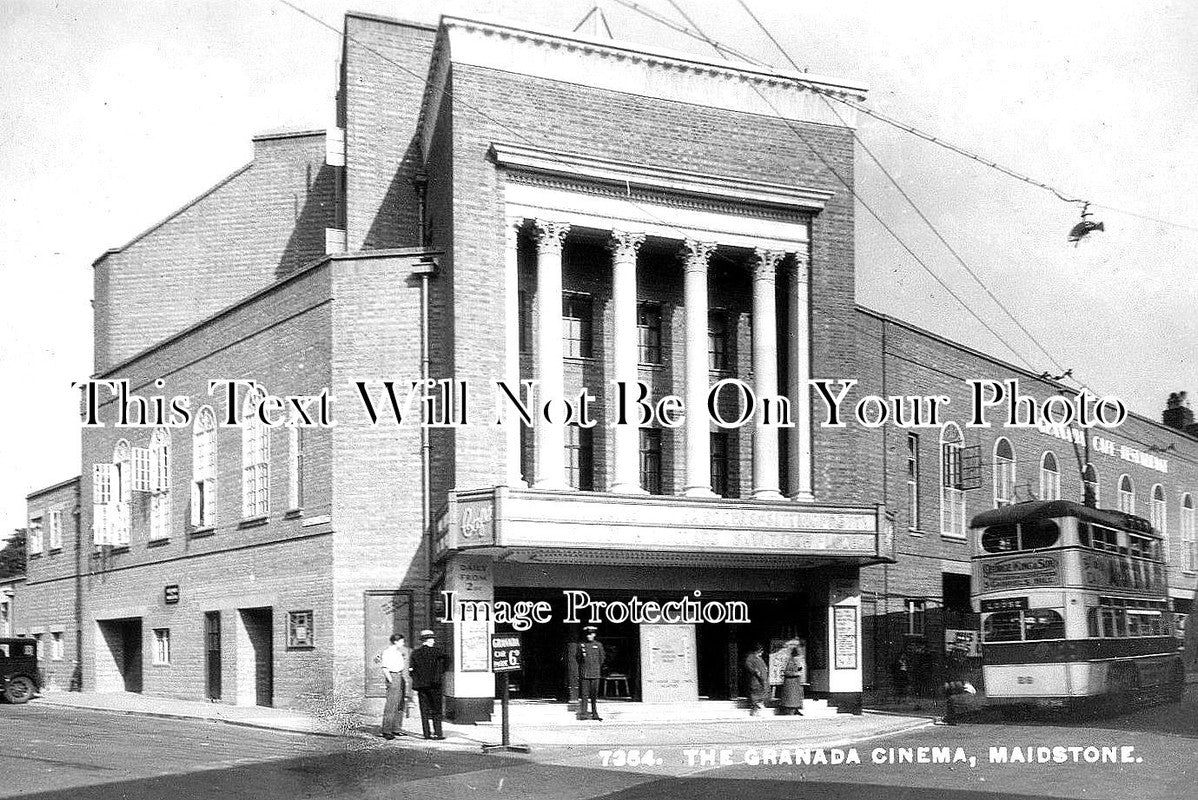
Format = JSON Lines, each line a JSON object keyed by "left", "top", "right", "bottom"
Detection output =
{"left": 576, "top": 625, "right": 605, "bottom": 721}
{"left": 409, "top": 629, "right": 447, "bottom": 740}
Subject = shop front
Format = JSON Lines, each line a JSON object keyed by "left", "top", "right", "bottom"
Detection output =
{"left": 431, "top": 487, "right": 894, "bottom": 721}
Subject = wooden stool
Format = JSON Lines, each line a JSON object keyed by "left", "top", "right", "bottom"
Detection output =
{"left": 601, "top": 674, "right": 630, "bottom": 697}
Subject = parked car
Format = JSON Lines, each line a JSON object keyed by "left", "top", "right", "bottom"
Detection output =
{"left": 0, "top": 638, "right": 40, "bottom": 704}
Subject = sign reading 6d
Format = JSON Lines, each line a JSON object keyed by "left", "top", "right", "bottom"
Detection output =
{"left": 491, "top": 633, "right": 522, "bottom": 673}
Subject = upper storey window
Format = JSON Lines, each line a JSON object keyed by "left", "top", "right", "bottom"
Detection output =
{"left": 242, "top": 389, "right": 271, "bottom": 519}
{"left": 993, "top": 438, "right": 1015, "bottom": 508}
{"left": 192, "top": 407, "right": 218, "bottom": 528}
{"left": 637, "top": 303, "right": 663, "bottom": 364}
{"left": 562, "top": 293, "right": 593, "bottom": 359}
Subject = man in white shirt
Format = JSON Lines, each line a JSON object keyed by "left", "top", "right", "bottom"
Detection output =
{"left": 379, "top": 633, "right": 410, "bottom": 739}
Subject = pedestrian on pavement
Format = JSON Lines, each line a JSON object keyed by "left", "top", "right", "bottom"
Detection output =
{"left": 893, "top": 653, "right": 911, "bottom": 700}
{"left": 938, "top": 650, "right": 975, "bottom": 726}
{"left": 576, "top": 625, "right": 605, "bottom": 721}
{"left": 378, "top": 633, "right": 410, "bottom": 740}
{"left": 744, "top": 643, "right": 769, "bottom": 716}
{"left": 410, "top": 629, "right": 447, "bottom": 740}
{"left": 780, "top": 647, "right": 805, "bottom": 715}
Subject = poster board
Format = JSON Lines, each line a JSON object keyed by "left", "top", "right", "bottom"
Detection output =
{"left": 832, "top": 606, "right": 858, "bottom": 670}
{"left": 639, "top": 623, "right": 698, "bottom": 702}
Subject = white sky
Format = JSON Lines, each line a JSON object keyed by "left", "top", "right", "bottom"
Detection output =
{"left": 1, "top": 0, "right": 1195, "bottom": 537}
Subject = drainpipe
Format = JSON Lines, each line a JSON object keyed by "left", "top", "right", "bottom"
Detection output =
{"left": 73, "top": 504, "right": 83, "bottom": 691}
{"left": 412, "top": 254, "right": 437, "bottom": 618}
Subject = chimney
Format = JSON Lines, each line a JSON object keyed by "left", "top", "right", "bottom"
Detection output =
{"left": 1163, "top": 392, "right": 1194, "bottom": 431}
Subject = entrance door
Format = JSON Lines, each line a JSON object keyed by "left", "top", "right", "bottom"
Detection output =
{"left": 239, "top": 607, "right": 273, "bottom": 707}
{"left": 97, "top": 618, "right": 143, "bottom": 693}
{"left": 205, "top": 612, "right": 222, "bottom": 701}
{"left": 120, "top": 620, "right": 143, "bottom": 693}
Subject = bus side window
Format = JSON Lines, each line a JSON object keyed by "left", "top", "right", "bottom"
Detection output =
{"left": 1078, "top": 522, "right": 1091, "bottom": 548}
{"left": 983, "top": 611, "right": 1023, "bottom": 641}
{"left": 1087, "top": 607, "right": 1099, "bottom": 637}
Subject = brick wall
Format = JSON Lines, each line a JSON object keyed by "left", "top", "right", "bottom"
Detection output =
{"left": 94, "top": 132, "right": 335, "bottom": 372}
{"left": 341, "top": 14, "right": 436, "bottom": 252}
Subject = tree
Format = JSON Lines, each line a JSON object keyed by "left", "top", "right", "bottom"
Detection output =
{"left": 0, "top": 529, "right": 26, "bottom": 579}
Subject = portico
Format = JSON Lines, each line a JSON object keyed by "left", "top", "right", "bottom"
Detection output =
{"left": 494, "top": 142, "right": 826, "bottom": 501}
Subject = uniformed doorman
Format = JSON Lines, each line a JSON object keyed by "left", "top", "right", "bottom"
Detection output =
{"left": 576, "top": 625, "right": 605, "bottom": 721}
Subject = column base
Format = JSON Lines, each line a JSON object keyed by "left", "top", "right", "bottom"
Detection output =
{"left": 751, "top": 489, "right": 785, "bottom": 501}
{"left": 609, "top": 484, "right": 648, "bottom": 495}
{"left": 790, "top": 491, "right": 816, "bottom": 503}
{"left": 682, "top": 486, "right": 718, "bottom": 498}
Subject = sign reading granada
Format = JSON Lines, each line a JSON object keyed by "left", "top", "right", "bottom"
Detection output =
{"left": 979, "top": 555, "right": 1060, "bottom": 592}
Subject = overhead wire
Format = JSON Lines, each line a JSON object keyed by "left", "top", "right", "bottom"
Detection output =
{"left": 655, "top": 0, "right": 1045, "bottom": 373}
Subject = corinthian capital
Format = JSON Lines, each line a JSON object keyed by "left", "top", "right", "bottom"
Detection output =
{"left": 532, "top": 220, "right": 571, "bottom": 254}
{"left": 608, "top": 230, "right": 646, "bottom": 262}
{"left": 793, "top": 245, "right": 810, "bottom": 284}
{"left": 678, "top": 239, "right": 717, "bottom": 273}
{"left": 752, "top": 248, "right": 786, "bottom": 284}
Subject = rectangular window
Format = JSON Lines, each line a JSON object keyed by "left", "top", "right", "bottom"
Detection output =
{"left": 132, "top": 447, "right": 153, "bottom": 492}
{"left": 640, "top": 429, "right": 663, "bottom": 496}
{"left": 152, "top": 629, "right": 171, "bottom": 665}
{"left": 562, "top": 293, "right": 593, "bottom": 358}
{"left": 907, "top": 434, "right": 920, "bottom": 531}
{"left": 565, "top": 425, "right": 595, "bottom": 491}
{"left": 711, "top": 431, "right": 729, "bottom": 497}
{"left": 150, "top": 437, "right": 171, "bottom": 541}
{"left": 637, "top": 303, "right": 663, "bottom": 364}
{"left": 708, "top": 311, "right": 729, "bottom": 372}
{"left": 905, "top": 599, "right": 926, "bottom": 636}
{"left": 50, "top": 632, "right": 64, "bottom": 661}
{"left": 49, "top": 509, "right": 63, "bottom": 551}
{"left": 287, "top": 610, "right": 314, "bottom": 648}
{"left": 288, "top": 423, "right": 305, "bottom": 510}
{"left": 28, "top": 518, "right": 43, "bottom": 555}
{"left": 242, "top": 411, "right": 270, "bottom": 519}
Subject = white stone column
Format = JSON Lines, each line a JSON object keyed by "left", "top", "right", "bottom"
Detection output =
{"left": 751, "top": 248, "right": 785, "bottom": 500}
{"left": 532, "top": 220, "right": 570, "bottom": 490}
{"left": 609, "top": 231, "right": 646, "bottom": 494}
{"left": 504, "top": 217, "right": 526, "bottom": 488}
{"left": 681, "top": 239, "right": 717, "bottom": 497}
{"left": 788, "top": 243, "right": 815, "bottom": 501}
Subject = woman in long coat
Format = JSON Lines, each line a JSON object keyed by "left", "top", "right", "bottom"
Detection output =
{"left": 780, "top": 647, "right": 804, "bottom": 715}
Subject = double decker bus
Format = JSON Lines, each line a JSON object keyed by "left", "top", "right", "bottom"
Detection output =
{"left": 971, "top": 500, "right": 1185, "bottom": 708}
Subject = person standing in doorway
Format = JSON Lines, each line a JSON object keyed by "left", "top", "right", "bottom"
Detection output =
{"left": 744, "top": 643, "right": 769, "bottom": 716}
{"left": 410, "top": 629, "right": 447, "bottom": 740}
{"left": 780, "top": 647, "right": 805, "bottom": 715}
{"left": 379, "top": 633, "right": 410, "bottom": 739}
{"left": 576, "top": 625, "right": 605, "bottom": 721}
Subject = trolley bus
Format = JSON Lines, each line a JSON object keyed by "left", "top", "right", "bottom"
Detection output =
{"left": 971, "top": 500, "right": 1185, "bottom": 708}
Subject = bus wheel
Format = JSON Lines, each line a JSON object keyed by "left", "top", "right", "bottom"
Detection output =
{"left": 3, "top": 677, "right": 36, "bottom": 705}
{"left": 1107, "top": 666, "right": 1138, "bottom": 714}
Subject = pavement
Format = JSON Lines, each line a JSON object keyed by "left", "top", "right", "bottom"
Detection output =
{"left": 32, "top": 690, "right": 933, "bottom": 752}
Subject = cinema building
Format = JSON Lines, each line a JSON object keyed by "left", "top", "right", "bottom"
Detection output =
{"left": 11, "top": 11, "right": 1196, "bottom": 717}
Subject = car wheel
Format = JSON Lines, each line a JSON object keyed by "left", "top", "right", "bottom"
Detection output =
{"left": 3, "top": 676, "right": 36, "bottom": 704}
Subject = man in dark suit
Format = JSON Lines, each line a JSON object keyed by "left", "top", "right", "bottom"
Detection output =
{"left": 409, "top": 629, "right": 447, "bottom": 740}
{"left": 576, "top": 625, "right": 605, "bottom": 721}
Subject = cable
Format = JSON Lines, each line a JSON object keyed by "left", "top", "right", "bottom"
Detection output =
{"left": 657, "top": 2, "right": 1045, "bottom": 374}
{"left": 730, "top": 0, "right": 1074, "bottom": 380}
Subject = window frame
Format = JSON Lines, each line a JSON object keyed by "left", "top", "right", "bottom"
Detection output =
{"left": 152, "top": 628, "right": 171, "bottom": 666}
{"left": 27, "top": 517, "right": 44, "bottom": 555}
{"left": 907, "top": 433, "right": 920, "bottom": 531}
{"left": 1039, "top": 451, "right": 1061, "bottom": 501}
{"left": 564, "top": 424, "right": 595, "bottom": 491}
{"left": 640, "top": 429, "right": 663, "bottom": 496}
{"left": 150, "top": 427, "right": 171, "bottom": 541}
{"left": 939, "top": 423, "right": 966, "bottom": 538}
{"left": 562, "top": 292, "right": 594, "bottom": 359}
{"left": 905, "top": 598, "right": 926, "bottom": 636}
{"left": 993, "top": 437, "right": 1016, "bottom": 508}
{"left": 1181, "top": 493, "right": 1196, "bottom": 573}
{"left": 287, "top": 610, "right": 315, "bottom": 649}
{"left": 636, "top": 302, "right": 663, "bottom": 365}
{"left": 707, "top": 309, "right": 729, "bottom": 372}
{"left": 192, "top": 406, "right": 218, "bottom": 529}
{"left": 1118, "top": 474, "right": 1135, "bottom": 515}
{"left": 242, "top": 389, "right": 271, "bottom": 519}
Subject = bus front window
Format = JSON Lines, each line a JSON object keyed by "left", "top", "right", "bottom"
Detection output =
{"left": 1021, "top": 520, "right": 1060, "bottom": 549}
{"left": 983, "top": 611, "right": 1023, "bottom": 641}
{"left": 1024, "top": 609, "right": 1065, "bottom": 640}
{"left": 982, "top": 524, "right": 1019, "bottom": 553}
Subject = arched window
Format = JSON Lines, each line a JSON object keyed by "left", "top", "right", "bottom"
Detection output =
{"left": 993, "top": 438, "right": 1015, "bottom": 508}
{"left": 150, "top": 428, "right": 171, "bottom": 541}
{"left": 1039, "top": 451, "right": 1061, "bottom": 501}
{"left": 1082, "top": 463, "right": 1099, "bottom": 506}
{"left": 192, "top": 406, "right": 217, "bottom": 528}
{"left": 1118, "top": 474, "right": 1135, "bottom": 514}
{"left": 242, "top": 388, "right": 271, "bottom": 518}
{"left": 1182, "top": 494, "right": 1195, "bottom": 573}
{"left": 112, "top": 440, "right": 131, "bottom": 545}
{"left": 1150, "top": 484, "right": 1166, "bottom": 533}
{"left": 940, "top": 423, "right": 966, "bottom": 537}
